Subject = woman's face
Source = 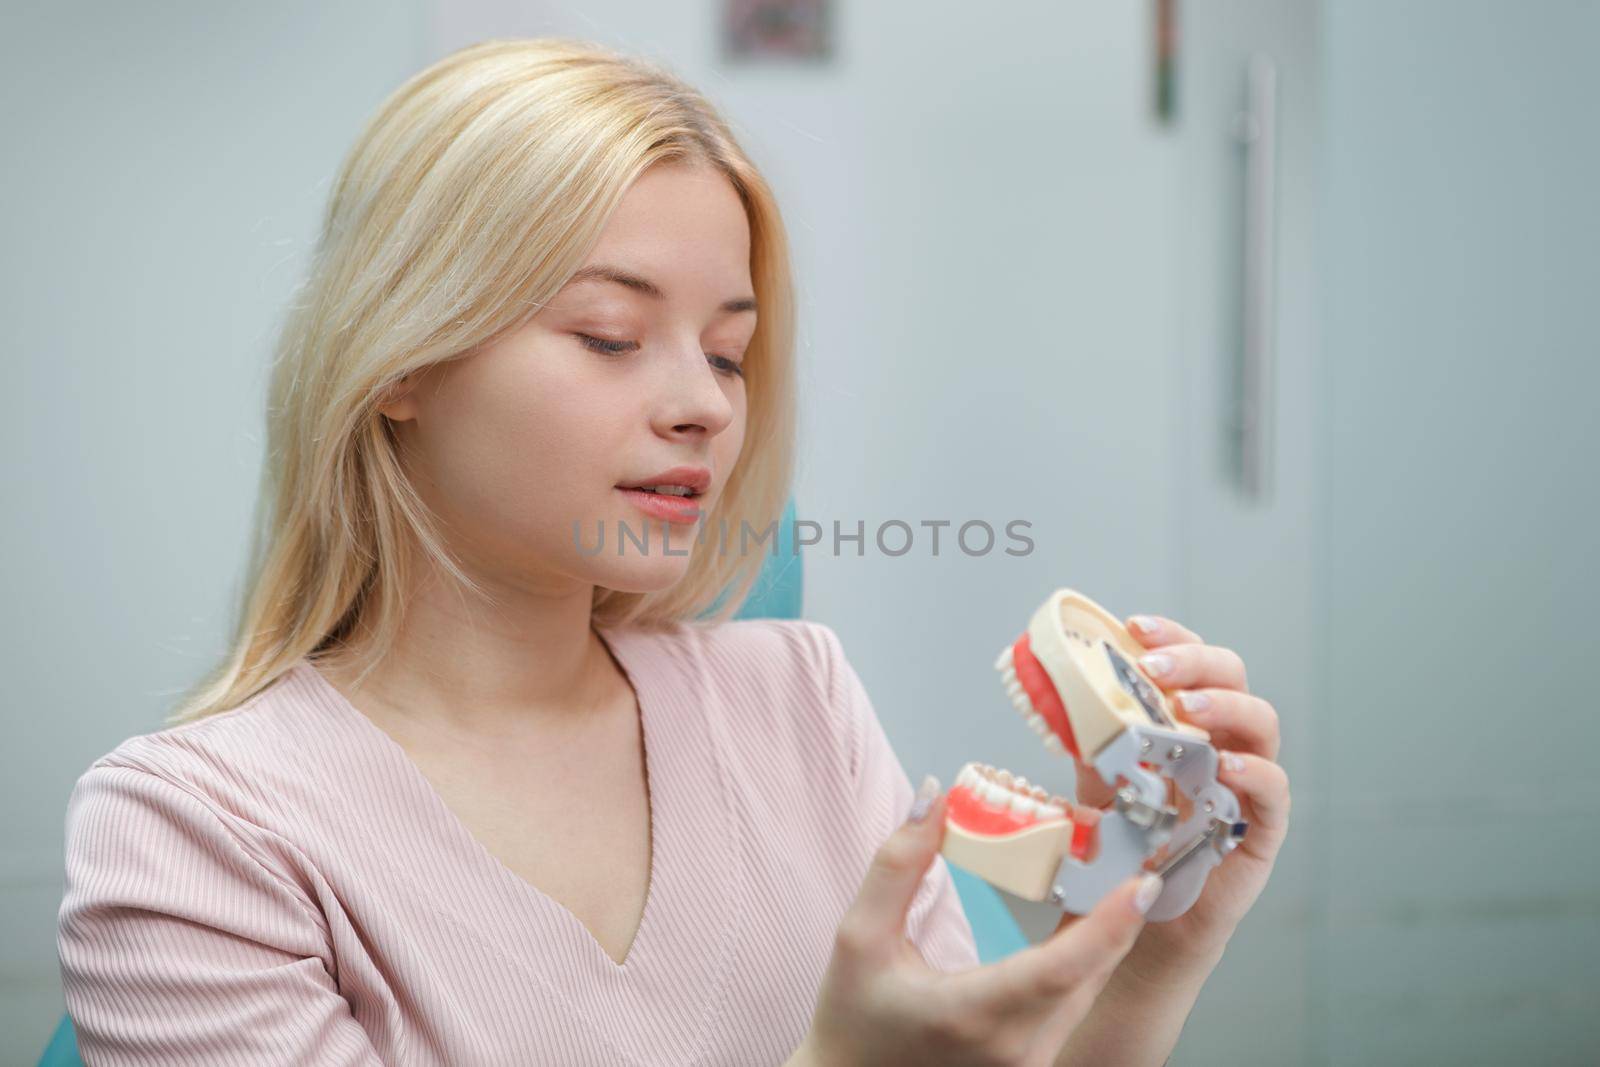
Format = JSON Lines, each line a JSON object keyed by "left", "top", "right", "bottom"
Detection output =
{"left": 380, "top": 160, "right": 754, "bottom": 597}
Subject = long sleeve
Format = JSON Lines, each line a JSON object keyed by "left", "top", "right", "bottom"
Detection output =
{"left": 57, "top": 763, "right": 384, "bottom": 1066}
{"left": 817, "top": 624, "right": 981, "bottom": 973}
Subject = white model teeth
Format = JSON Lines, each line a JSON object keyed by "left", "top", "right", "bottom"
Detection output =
{"left": 1008, "top": 791, "right": 1039, "bottom": 817}
{"left": 953, "top": 761, "right": 1067, "bottom": 822}
{"left": 638, "top": 485, "right": 694, "bottom": 496}
{"left": 996, "top": 637, "right": 1073, "bottom": 757}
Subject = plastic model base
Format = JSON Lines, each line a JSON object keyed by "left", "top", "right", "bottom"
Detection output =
{"left": 939, "top": 589, "right": 1248, "bottom": 922}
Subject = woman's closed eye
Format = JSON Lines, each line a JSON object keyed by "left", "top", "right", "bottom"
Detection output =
{"left": 574, "top": 332, "right": 744, "bottom": 378}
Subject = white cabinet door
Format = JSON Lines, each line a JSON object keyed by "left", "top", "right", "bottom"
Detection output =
{"left": 1169, "top": 2, "right": 1319, "bottom": 1063}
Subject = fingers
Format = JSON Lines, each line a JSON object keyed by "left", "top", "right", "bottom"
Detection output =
{"left": 965, "top": 872, "right": 1162, "bottom": 1015}
{"left": 1127, "top": 614, "right": 1205, "bottom": 647}
{"left": 1174, "top": 689, "right": 1280, "bottom": 761}
{"left": 839, "top": 774, "right": 947, "bottom": 963}
{"left": 1217, "top": 750, "right": 1292, "bottom": 856}
{"left": 1034, "top": 873, "right": 1162, "bottom": 992}
{"left": 1134, "top": 642, "right": 1248, "bottom": 693}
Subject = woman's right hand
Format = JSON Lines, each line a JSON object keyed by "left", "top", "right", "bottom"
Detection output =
{"left": 791, "top": 776, "right": 1164, "bottom": 1067}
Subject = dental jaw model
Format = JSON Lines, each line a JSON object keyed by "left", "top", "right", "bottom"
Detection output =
{"left": 940, "top": 589, "right": 1248, "bottom": 922}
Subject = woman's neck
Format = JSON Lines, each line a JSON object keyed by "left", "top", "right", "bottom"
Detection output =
{"left": 318, "top": 567, "right": 627, "bottom": 743}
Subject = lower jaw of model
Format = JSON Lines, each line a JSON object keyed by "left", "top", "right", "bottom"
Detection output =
{"left": 942, "top": 760, "right": 1105, "bottom": 902}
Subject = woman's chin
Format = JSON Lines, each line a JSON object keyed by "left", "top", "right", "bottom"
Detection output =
{"left": 570, "top": 507, "right": 716, "bottom": 593}
{"left": 585, "top": 550, "right": 698, "bottom": 595}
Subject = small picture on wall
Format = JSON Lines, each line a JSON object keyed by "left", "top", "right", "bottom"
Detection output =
{"left": 722, "top": 0, "right": 833, "bottom": 63}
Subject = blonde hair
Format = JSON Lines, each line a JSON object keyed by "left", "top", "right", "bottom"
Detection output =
{"left": 168, "top": 38, "right": 797, "bottom": 724}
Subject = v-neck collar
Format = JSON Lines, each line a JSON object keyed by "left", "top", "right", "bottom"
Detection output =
{"left": 286, "top": 622, "right": 747, "bottom": 1051}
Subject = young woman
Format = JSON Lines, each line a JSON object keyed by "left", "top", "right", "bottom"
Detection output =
{"left": 57, "top": 38, "right": 1290, "bottom": 1066}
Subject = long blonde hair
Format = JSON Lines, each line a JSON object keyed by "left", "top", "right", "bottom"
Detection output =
{"left": 169, "top": 38, "right": 797, "bottom": 724}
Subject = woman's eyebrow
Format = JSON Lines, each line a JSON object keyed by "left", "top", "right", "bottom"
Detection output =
{"left": 565, "top": 264, "right": 757, "bottom": 314}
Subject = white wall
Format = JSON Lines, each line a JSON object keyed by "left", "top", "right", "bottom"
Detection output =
{"left": 1317, "top": 1, "right": 1600, "bottom": 1061}
{"left": 0, "top": 2, "right": 430, "bottom": 1053}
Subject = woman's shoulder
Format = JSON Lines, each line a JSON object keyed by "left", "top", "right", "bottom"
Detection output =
{"left": 69, "top": 662, "right": 340, "bottom": 816}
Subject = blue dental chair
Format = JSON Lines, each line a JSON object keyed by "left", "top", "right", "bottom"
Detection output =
{"left": 38, "top": 499, "right": 1024, "bottom": 1065}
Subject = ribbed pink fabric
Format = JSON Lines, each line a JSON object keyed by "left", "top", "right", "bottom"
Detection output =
{"left": 58, "top": 618, "right": 979, "bottom": 1065}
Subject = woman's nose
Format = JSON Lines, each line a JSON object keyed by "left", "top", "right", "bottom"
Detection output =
{"left": 652, "top": 343, "right": 736, "bottom": 439}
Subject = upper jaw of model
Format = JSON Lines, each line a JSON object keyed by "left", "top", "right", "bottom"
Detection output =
{"left": 940, "top": 589, "right": 1249, "bottom": 922}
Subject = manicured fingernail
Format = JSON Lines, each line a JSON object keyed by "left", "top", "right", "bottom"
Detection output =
{"left": 1133, "top": 872, "right": 1165, "bottom": 915}
{"left": 1130, "top": 615, "right": 1160, "bottom": 636}
{"left": 1222, "top": 752, "right": 1246, "bottom": 773}
{"left": 908, "top": 774, "right": 941, "bottom": 823}
{"left": 1177, "top": 690, "right": 1211, "bottom": 714}
{"left": 1140, "top": 653, "right": 1173, "bottom": 678}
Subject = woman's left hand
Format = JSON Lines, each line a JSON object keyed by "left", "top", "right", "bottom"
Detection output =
{"left": 1067, "top": 614, "right": 1292, "bottom": 968}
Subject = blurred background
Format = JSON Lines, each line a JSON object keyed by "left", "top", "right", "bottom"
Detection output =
{"left": 4, "top": 1, "right": 1596, "bottom": 1064}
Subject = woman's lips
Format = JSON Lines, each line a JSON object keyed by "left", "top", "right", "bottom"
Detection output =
{"left": 616, "top": 487, "right": 703, "bottom": 525}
